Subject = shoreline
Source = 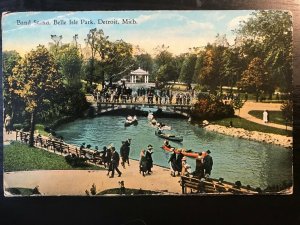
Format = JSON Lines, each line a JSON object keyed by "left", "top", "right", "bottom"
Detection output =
{"left": 204, "top": 124, "right": 292, "bottom": 149}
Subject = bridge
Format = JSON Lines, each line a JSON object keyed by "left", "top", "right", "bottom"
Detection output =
{"left": 91, "top": 101, "right": 193, "bottom": 117}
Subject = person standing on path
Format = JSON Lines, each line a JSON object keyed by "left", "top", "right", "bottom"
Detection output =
{"left": 263, "top": 110, "right": 268, "bottom": 123}
{"left": 145, "top": 144, "right": 154, "bottom": 175}
{"left": 124, "top": 139, "right": 131, "bottom": 166}
{"left": 168, "top": 148, "right": 177, "bottom": 177}
{"left": 203, "top": 150, "right": 213, "bottom": 177}
{"left": 109, "top": 147, "right": 122, "bottom": 178}
{"left": 4, "top": 114, "right": 12, "bottom": 134}
{"left": 139, "top": 149, "right": 147, "bottom": 176}
{"left": 194, "top": 152, "right": 204, "bottom": 178}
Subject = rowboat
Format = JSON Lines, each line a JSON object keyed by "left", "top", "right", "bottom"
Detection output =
{"left": 161, "top": 145, "right": 199, "bottom": 158}
{"left": 124, "top": 118, "right": 138, "bottom": 127}
{"left": 155, "top": 131, "right": 183, "bottom": 142}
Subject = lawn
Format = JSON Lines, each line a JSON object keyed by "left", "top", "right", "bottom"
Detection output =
{"left": 213, "top": 116, "right": 292, "bottom": 136}
{"left": 4, "top": 142, "right": 102, "bottom": 172}
{"left": 248, "top": 110, "right": 291, "bottom": 126}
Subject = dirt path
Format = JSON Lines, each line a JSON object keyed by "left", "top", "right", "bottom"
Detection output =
{"left": 236, "top": 101, "right": 292, "bottom": 131}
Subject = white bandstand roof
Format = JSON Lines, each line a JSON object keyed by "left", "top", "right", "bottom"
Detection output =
{"left": 130, "top": 67, "right": 149, "bottom": 76}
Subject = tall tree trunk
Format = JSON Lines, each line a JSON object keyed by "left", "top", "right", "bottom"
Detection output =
{"left": 29, "top": 110, "right": 36, "bottom": 147}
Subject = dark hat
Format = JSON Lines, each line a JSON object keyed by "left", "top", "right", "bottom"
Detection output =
{"left": 148, "top": 144, "right": 153, "bottom": 148}
{"left": 206, "top": 150, "right": 211, "bottom": 154}
{"left": 82, "top": 142, "right": 86, "bottom": 146}
{"left": 103, "top": 146, "right": 107, "bottom": 150}
{"left": 111, "top": 147, "right": 116, "bottom": 151}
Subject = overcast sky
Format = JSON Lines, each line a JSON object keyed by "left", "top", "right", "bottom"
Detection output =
{"left": 2, "top": 10, "right": 254, "bottom": 56}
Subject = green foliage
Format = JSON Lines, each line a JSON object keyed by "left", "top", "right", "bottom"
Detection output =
{"left": 179, "top": 53, "right": 197, "bottom": 84}
{"left": 248, "top": 110, "right": 291, "bottom": 126}
{"left": 196, "top": 45, "right": 226, "bottom": 91}
{"left": 213, "top": 117, "right": 292, "bottom": 136}
{"left": 238, "top": 57, "right": 270, "bottom": 101}
{"left": 64, "top": 154, "right": 89, "bottom": 167}
{"left": 236, "top": 10, "right": 292, "bottom": 92}
{"left": 134, "top": 53, "right": 154, "bottom": 73}
{"left": 3, "top": 50, "right": 24, "bottom": 121}
{"left": 9, "top": 45, "right": 62, "bottom": 113}
{"left": 191, "top": 94, "right": 234, "bottom": 120}
{"left": 281, "top": 100, "right": 293, "bottom": 122}
{"left": 153, "top": 47, "right": 178, "bottom": 83}
{"left": 4, "top": 142, "right": 101, "bottom": 172}
{"left": 56, "top": 45, "right": 83, "bottom": 87}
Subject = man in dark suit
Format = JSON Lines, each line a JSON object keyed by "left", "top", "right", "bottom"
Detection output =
{"left": 110, "top": 147, "right": 122, "bottom": 178}
{"left": 203, "top": 150, "right": 213, "bottom": 177}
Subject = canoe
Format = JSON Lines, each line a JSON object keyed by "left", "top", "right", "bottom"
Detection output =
{"left": 155, "top": 131, "right": 183, "bottom": 142}
{"left": 124, "top": 119, "right": 138, "bottom": 127}
{"left": 161, "top": 145, "right": 199, "bottom": 158}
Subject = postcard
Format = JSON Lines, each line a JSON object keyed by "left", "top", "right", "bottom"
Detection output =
{"left": 2, "top": 10, "right": 293, "bottom": 196}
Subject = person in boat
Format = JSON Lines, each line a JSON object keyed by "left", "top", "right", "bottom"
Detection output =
{"left": 164, "top": 139, "right": 171, "bottom": 148}
{"left": 168, "top": 148, "right": 178, "bottom": 177}
{"left": 151, "top": 118, "right": 157, "bottom": 125}
{"left": 181, "top": 157, "right": 192, "bottom": 176}
{"left": 157, "top": 128, "right": 163, "bottom": 135}
{"left": 145, "top": 145, "right": 154, "bottom": 175}
{"left": 203, "top": 150, "right": 213, "bottom": 177}
{"left": 139, "top": 149, "right": 147, "bottom": 176}
{"left": 176, "top": 149, "right": 184, "bottom": 175}
{"left": 193, "top": 152, "right": 204, "bottom": 178}
{"left": 127, "top": 115, "right": 133, "bottom": 121}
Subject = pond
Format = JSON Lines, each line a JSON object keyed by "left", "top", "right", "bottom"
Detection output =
{"left": 56, "top": 115, "right": 293, "bottom": 189}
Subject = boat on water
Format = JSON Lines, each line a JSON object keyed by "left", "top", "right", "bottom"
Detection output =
{"left": 155, "top": 131, "right": 183, "bottom": 142}
{"left": 161, "top": 145, "right": 199, "bottom": 158}
{"left": 124, "top": 116, "right": 138, "bottom": 127}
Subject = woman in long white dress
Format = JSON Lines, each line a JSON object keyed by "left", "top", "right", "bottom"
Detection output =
{"left": 263, "top": 110, "right": 268, "bottom": 123}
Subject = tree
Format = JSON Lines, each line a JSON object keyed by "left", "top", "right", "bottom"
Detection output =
{"left": 281, "top": 100, "right": 292, "bottom": 126}
{"left": 8, "top": 45, "right": 63, "bottom": 146}
{"left": 153, "top": 45, "right": 176, "bottom": 83}
{"left": 56, "top": 45, "right": 83, "bottom": 87}
{"left": 236, "top": 10, "right": 292, "bottom": 93}
{"left": 237, "top": 57, "right": 269, "bottom": 102}
{"left": 179, "top": 53, "right": 197, "bottom": 85}
{"left": 135, "top": 53, "right": 153, "bottom": 73}
{"left": 3, "top": 50, "right": 23, "bottom": 120}
{"left": 104, "top": 39, "right": 135, "bottom": 82}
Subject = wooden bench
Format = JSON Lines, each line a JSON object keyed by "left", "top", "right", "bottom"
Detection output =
{"left": 180, "top": 176, "right": 206, "bottom": 194}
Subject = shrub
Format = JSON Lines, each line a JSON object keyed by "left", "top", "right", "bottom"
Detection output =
{"left": 65, "top": 154, "right": 88, "bottom": 167}
{"left": 191, "top": 97, "right": 234, "bottom": 120}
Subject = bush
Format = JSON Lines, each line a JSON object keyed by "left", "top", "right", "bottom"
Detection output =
{"left": 65, "top": 154, "right": 88, "bottom": 167}
{"left": 191, "top": 97, "right": 234, "bottom": 120}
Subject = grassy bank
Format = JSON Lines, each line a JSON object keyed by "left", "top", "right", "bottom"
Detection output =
{"left": 213, "top": 116, "right": 292, "bottom": 136}
{"left": 248, "top": 110, "right": 291, "bottom": 126}
{"left": 4, "top": 142, "right": 102, "bottom": 172}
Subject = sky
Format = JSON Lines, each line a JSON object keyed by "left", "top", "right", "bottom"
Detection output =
{"left": 2, "top": 11, "right": 254, "bottom": 56}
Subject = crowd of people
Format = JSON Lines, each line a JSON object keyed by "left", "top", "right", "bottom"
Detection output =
{"left": 92, "top": 81, "right": 194, "bottom": 105}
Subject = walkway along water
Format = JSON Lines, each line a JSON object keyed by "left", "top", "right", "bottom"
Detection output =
{"left": 4, "top": 130, "right": 287, "bottom": 195}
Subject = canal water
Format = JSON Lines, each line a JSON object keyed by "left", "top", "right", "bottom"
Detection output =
{"left": 56, "top": 115, "right": 293, "bottom": 189}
